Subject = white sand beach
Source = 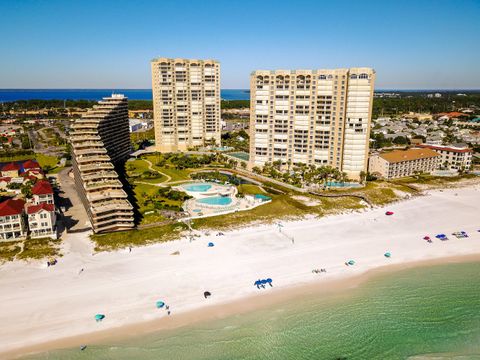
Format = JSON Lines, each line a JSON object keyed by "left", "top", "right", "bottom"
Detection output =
{"left": 2, "top": 185, "right": 480, "bottom": 358}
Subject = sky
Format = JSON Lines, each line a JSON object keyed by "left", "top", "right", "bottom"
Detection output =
{"left": 0, "top": 0, "right": 479, "bottom": 90}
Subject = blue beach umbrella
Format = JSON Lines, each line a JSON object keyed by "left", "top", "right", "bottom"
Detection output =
{"left": 208, "top": 242, "right": 214, "bottom": 247}
{"left": 260, "top": 279, "right": 268, "bottom": 285}
{"left": 95, "top": 314, "right": 105, "bottom": 322}
{"left": 266, "top": 278, "right": 272, "bottom": 283}
{"left": 435, "top": 234, "right": 446, "bottom": 239}
{"left": 384, "top": 252, "right": 391, "bottom": 258}
{"left": 348, "top": 260, "right": 355, "bottom": 266}
{"left": 156, "top": 301, "right": 165, "bottom": 309}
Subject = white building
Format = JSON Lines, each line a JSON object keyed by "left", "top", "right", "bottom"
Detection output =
{"left": 417, "top": 143, "right": 473, "bottom": 171}
{"left": 249, "top": 68, "right": 375, "bottom": 180}
{"left": 0, "top": 199, "right": 27, "bottom": 241}
{"left": 27, "top": 203, "right": 56, "bottom": 239}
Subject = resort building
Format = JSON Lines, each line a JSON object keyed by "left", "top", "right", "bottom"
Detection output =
{"left": 369, "top": 148, "right": 440, "bottom": 179}
{"left": 249, "top": 68, "right": 375, "bottom": 180}
{"left": 70, "top": 94, "right": 134, "bottom": 233}
{"left": 26, "top": 203, "right": 56, "bottom": 239}
{"left": 151, "top": 57, "right": 221, "bottom": 152}
{"left": 417, "top": 143, "right": 473, "bottom": 171}
{"left": 0, "top": 199, "right": 27, "bottom": 241}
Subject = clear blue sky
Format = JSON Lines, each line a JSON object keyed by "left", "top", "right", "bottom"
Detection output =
{"left": 1, "top": 0, "right": 479, "bottom": 89}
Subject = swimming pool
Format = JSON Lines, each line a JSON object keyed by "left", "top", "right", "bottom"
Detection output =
{"left": 197, "top": 196, "right": 232, "bottom": 206}
{"left": 326, "top": 181, "right": 362, "bottom": 188}
{"left": 184, "top": 184, "right": 213, "bottom": 192}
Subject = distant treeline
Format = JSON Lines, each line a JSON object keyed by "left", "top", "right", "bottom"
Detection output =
{"left": 1, "top": 99, "right": 250, "bottom": 111}
{"left": 373, "top": 94, "right": 480, "bottom": 117}
{"left": 2, "top": 93, "right": 479, "bottom": 116}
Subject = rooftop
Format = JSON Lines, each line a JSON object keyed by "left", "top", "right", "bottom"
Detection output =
{"left": 379, "top": 148, "right": 440, "bottom": 163}
{"left": 32, "top": 180, "right": 53, "bottom": 195}
{"left": 0, "top": 199, "right": 25, "bottom": 216}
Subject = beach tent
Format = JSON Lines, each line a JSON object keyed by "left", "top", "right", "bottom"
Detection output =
{"left": 384, "top": 252, "right": 391, "bottom": 258}
{"left": 156, "top": 301, "right": 165, "bottom": 309}
{"left": 95, "top": 314, "right": 105, "bottom": 322}
{"left": 208, "top": 242, "right": 214, "bottom": 247}
{"left": 385, "top": 211, "right": 394, "bottom": 216}
{"left": 348, "top": 260, "right": 356, "bottom": 266}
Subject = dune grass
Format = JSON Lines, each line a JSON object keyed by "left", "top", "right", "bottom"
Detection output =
{"left": 91, "top": 222, "right": 189, "bottom": 252}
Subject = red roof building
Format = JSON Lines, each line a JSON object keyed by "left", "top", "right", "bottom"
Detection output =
{"left": 32, "top": 180, "right": 53, "bottom": 195}
{"left": 0, "top": 199, "right": 25, "bottom": 217}
{"left": 22, "top": 160, "right": 41, "bottom": 170}
{"left": 26, "top": 203, "right": 55, "bottom": 214}
{"left": 1, "top": 162, "right": 21, "bottom": 172}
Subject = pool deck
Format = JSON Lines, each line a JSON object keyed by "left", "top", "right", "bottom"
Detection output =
{"left": 177, "top": 181, "right": 271, "bottom": 219}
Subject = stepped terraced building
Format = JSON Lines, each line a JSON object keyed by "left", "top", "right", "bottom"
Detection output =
{"left": 70, "top": 94, "right": 134, "bottom": 233}
{"left": 249, "top": 68, "right": 375, "bottom": 180}
{"left": 151, "top": 57, "right": 221, "bottom": 152}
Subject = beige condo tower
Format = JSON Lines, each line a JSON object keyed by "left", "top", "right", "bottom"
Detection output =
{"left": 151, "top": 57, "right": 221, "bottom": 152}
{"left": 70, "top": 94, "right": 134, "bottom": 233}
{"left": 249, "top": 68, "right": 375, "bottom": 180}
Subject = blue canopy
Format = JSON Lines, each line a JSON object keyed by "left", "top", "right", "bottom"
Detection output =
{"left": 266, "top": 278, "right": 272, "bottom": 283}
{"left": 156, "top": 301, "right": 165, "bottom": 308}
{"left": 208, "top": 242, "right": 214, "bottom": 247}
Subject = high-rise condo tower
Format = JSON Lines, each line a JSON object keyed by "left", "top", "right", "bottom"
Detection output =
{"left": 249, "top": 68, "right": 375, "bottom": 180}
{"left": 70, "top": 94, "right": 134, "bottom": 233}
{"left": 151, "top": 57, "right": 221, "bottom": 152}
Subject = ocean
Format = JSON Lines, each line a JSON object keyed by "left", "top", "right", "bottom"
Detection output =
{"left": 0, "top": 89, "right": 250, "bottom": 102}
{"left": 25, "top": 261, "right": 480, "bottom": 360}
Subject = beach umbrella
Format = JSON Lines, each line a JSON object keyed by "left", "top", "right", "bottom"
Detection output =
{"left": 423, "top": 236, "right": 431, "bottom": 240}
{"left": 385, "top": 211, "right": 394, "bottom": 216}
{"left": 435, "top": 234, "right": 446, "bottom": 239}
{"left": 204, "top": 291, "right": 211, "bottom": 298}
{"left": 208, "top": 242, "right": 214, "bottom": 247}
{"left": 384, "top": 252, "right": 391, "bottom": 258}
{"left": 156, "top": 301, "right": 165, "bottom": 309}
{"left": 254, "top": 280, "right": 261, "bottom": 286}
{"left": 348, "top": 260, "right": 355, "bottom": 266}
{"left": 260, "top": 279, "right": 268, "bottom": 285}
{"left": 94, "top": 314, "right": 105, "bottom": 322}
{"left": 266, "top": 278, "right": 272, "bottom": 283}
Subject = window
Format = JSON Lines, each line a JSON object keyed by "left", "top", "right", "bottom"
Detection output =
{"left": 359, "top": 73, "right": 368, "bottom": 79}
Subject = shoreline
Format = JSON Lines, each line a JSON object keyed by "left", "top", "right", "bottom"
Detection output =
{"left": 10, "top": 254, "right": 480, "bottom": 359}
{"left": 2, "top": 184, "right": 480, "bottom": 359}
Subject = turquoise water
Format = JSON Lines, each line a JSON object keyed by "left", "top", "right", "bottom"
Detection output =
{"left": 183, "top": 184, "right": 212, "bottom": 192}
{"left": 326, "top": 181, "right": 362, "bottom": 188}
{"left": 254, "top": 194, "right": 272, "bottom": 201}
{"left": 25, "top": 261, "right": 480, "bottom": 360}
{"left": 229, "top": 151, "right": 250, "bottom": 161}
{"left": 197, "top": 196, "right": 232, "bottom": 206}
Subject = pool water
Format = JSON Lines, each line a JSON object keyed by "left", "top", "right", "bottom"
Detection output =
{"left": 184, "top": 184, "right": 212, "bottom": 192}
{"left": 326, "top": 181, "right": 361, "bottom": 188}
{"left": 197, "top": 196, "right": 232, "bottom": 206}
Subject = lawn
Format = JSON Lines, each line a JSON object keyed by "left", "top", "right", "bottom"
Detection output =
{"left": 0, "top": 153, "right": 59, "bottom": 168}
{"left": 91, "top": 222, "right": 189, "bottom": 251}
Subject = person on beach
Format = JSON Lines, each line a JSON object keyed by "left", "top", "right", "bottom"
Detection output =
{"left": 79, "top": 268, "right": 84, "bottom": 275}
